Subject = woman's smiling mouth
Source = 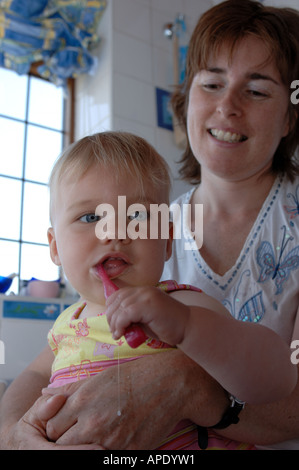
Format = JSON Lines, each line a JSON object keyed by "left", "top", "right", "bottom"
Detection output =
{"left": 209, "top": 128, "right": 248, "bottom": 143}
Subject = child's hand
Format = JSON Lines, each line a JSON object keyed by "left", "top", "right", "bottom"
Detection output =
{"left": 106, "top": 286, "right": 189, "bottom": 346}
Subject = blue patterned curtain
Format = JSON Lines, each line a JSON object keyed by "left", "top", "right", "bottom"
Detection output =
{"left": 0, "top": 0, "right": 107, "bottom": 86}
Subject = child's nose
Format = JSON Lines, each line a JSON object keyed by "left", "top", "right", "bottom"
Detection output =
{"left": 95, "top": 220, "right": 131, "bottom": 245}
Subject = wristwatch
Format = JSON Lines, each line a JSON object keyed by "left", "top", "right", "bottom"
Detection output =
{"left": 213, "top": 394, "right": 245, "bottom": 429}
{"left": 197, "top": 394, "right": 245, "bottom": 449}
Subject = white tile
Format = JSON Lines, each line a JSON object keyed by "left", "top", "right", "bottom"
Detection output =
{"left": 75, "top": 69, "right": 112, "bottom": 138}
{"left": 113, "top": 31, "right": 153, "bottom": 83}
{"left": 113, "top": 116, "right": 156, "bottom": 146}
{"left": 113, "top": 73, "right": 156, "bottom": 126}
{"left": 212, "top": 0, "right": 298, "bottom": 8}
{"left": 155, "top": 125, "right": 181, "bottom": 173}
{"left": 135, "top": 0, "right": 151, "bottom": 5}
{"left": 183, "top": 0, "right": 213, "bottom": 29}
{"left": 95, "top": 115, "right": 113, "bottom": 133}
{"left": 155, "top": 127, "right": 192, "bottom": 200}
{"left": 151, "top": 0, "right": 184, "bottom": 14}
{"left": 113, "top": 0, "right": 151, "bottom": 42}
{"left": 152, "top": 44, "right": 175, "bottom": 90}
{"left": 152, "top": 7, "right": 175, "bottom": 51}
{"left": 264, "top": 0, "right": 299, "bottom": 7}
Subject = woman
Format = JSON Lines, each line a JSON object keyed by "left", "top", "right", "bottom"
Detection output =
{"left": 162, "top": 0, "right": 299, "bottom": 450}
{"left": 1, "top": 0, "right": 299, "bottom": 450}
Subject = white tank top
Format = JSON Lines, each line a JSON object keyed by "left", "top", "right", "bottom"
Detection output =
{"left": 162, "top": 174, "right": 299, "bottom": 450}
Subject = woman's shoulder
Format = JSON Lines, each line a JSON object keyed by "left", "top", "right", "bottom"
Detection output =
{"left": 170, "top": 187, "right": 196, "bottom": 207}
{"left": 282, "top": 173, "right": 299, "bottom": 190}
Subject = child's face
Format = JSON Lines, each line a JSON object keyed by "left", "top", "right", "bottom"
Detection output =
{"left": 48, "top": 164, "right": 172, "bottom": 305}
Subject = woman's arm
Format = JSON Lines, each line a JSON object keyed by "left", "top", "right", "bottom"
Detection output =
{"left": 211, "top": 305, "right": 299, "bottom": 446}
{"left": 0, "top": 345, "right": 101, "bottom": 449}
{"left": 0, "top": 345, "right": 53, "bottom": 449}
{"left": 44, "top": 349, "right": 229, "bottom": 449}
{"left": 0, "top": 345, "right": 53, "bottom": 429}
{"left": 217, "top": 364, "right": 299, "bottom": 446}
{"left": 17, "top": 345, "right": 299, "bottom": 449}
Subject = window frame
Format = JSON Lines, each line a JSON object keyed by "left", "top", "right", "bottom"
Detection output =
{"left": 0, "top": 63, "right": 75, "bottom": 293}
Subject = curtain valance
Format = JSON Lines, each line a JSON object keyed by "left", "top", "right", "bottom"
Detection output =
{"left": 0, "top": 0, "right": 106, "bottom": 85}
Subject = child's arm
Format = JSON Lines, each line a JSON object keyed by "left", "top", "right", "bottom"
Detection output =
{"left": 106, "top": 286, "right": 297, "bottom": 404}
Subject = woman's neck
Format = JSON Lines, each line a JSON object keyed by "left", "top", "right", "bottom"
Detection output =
{"left": 190, "top": 170, "right": 277, "bottom": 275}
{"left": 193, "top": 170, "right": 276, "bottom": 217}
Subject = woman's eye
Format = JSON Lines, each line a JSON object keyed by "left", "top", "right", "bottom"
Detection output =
{"left": 80, "top": 213, "right": 100, "bottom": 223}
{"left": 128, "top": 211, "right": 148, "bottom": 222}
{"left": 247, "top": 89, "right": 268, "bottom": 98}
{"left": 202, "top": 83, "right": 221, "bottom": 91}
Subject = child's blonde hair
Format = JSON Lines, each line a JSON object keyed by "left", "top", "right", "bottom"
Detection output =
{"left": 49, "top": 131, "right": 171, "bottom": 221}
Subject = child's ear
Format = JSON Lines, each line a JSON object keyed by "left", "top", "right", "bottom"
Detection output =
{"left": 47, "top": 227, "right": 61, "bottom": 266}
{"left": 165, "top": 222, "right": 173, "bottom": 261}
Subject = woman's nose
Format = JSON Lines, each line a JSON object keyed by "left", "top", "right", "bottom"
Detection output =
{"left": 216, "top": 89, "right": 242, "bottom": 118}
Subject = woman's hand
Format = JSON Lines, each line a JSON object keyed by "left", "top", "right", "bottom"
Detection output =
{"left": 43, "top": 350, "right": 228, "bottom": 449}
{"left": 0, "top": 393, "right": 102, "bottom": 450}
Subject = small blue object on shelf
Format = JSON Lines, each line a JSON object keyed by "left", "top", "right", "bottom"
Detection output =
{"left": 0, "top": 273, "right": 17, "bottom": 293}
{"left": 0, "top": 276, "right": 13, "bottom": 293}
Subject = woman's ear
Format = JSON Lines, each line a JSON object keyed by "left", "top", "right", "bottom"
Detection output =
{"left": 47, "top": 227, "right": 61, "bottom": 266}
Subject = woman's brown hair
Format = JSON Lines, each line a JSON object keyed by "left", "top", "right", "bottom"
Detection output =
{"left": 172, "top": 0, "right": 299, "bottom": 183}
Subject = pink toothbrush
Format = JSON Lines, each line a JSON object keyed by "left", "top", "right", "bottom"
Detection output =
{"left": 98, "top": 264, "right": 147, "bottom": 348}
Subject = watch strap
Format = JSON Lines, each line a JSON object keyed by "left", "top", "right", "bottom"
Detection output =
{"left": 213, "top": 395, "right": 245, "bottom": 429}
{"left": 197, "top": 395, "right": 245, "bottom": 449}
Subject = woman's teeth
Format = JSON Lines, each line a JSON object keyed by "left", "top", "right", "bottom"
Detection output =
{"left": 209, "top": 128, "right": 246, "bottom": 143}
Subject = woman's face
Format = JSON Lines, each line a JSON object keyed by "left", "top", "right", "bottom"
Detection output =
{"left": 187, "top": 36, "right": 290, "bottom": 183}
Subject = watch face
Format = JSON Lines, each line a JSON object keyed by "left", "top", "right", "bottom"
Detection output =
{"left": 229, "top": 394, "right": 246, "bottom": 408}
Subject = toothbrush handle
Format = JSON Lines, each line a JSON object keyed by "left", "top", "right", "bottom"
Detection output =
{"left": 124, "top": 325, "right": 148, "bottom": 349}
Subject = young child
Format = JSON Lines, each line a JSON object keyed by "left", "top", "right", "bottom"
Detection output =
{"left": 0, "top": 132, "right": 295, "bottom": 450}
{"left": 45, "top": 131, "right": 296, "bottom": 450}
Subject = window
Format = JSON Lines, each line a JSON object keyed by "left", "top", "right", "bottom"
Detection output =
{"left": 0, "top": 67, "right": 74, "bottom": 294}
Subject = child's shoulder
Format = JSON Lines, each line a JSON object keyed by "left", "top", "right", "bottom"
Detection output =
{"left": 157, "top": 279, "right": 202, "bottom": 294}
{"left": 158, "top": 280, "right": 230, "bottom": 317}
{"left": 54, "top": 301, "right": 85, "bottom": 325}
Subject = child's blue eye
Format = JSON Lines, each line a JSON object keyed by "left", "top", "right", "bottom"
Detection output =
{"left": 80, "top": 213, "right": 100, "bottom": 223}
{"left": 128, "top": 211, "right": 148, "bottom": 221}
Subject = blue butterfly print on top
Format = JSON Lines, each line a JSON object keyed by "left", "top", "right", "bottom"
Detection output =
{"left": 223, "top": 270, "right": 265, "bottom": 323}
{"left": 257, "top": 225, "right": 299, "bottom": 294}
{"left": 284, "top": 184, "right": 299, "bottom": 223}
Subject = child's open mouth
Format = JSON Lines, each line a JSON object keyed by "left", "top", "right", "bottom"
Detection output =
{"left": 96, "top": 255, "right": 130, "bottom": 278}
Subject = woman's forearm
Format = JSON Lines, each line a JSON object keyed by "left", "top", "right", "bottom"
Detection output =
{"left": 216, "top": 367, "right": 299, "bottom": 446}
{"left": 0, "top": 368, "right": 50, "bottom": 431}
{"left": 0, "top": 346, "right": 52, "bottom": 432}
{"left": 164, "top": 348, "right": 230, "bottom": 427}
{"left": 43, "top": 349, "right": 229, "bottom": 448}
{"left": 161, "top": 349, "right": 299, "bottom": 447}
{"left": 178, "top": 351, "right": 299, "bottom": 447}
